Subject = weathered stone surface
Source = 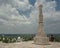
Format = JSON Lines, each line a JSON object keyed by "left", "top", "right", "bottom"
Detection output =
{"left": 34, "top": 37, "right": 49, "bottom": 45}
{"left": 34, "top": 4, "right": 49, "bottom": 45}
{"left": 0, "top": 41, "right": 60, "bottom": 48}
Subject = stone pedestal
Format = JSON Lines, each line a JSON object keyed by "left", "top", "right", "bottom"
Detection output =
{"left": 34, "top": 36, "right": 49, "bottom": 45}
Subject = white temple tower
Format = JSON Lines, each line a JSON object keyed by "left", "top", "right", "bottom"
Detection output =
{"left": 34, "top": 4, "right": 49, "bottom": 45}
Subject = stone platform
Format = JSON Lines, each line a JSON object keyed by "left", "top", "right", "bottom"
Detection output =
{"left": 0, "top": 41, "right": 60, "bottom": 48}
{"left": 34, "top": 36, "right": 49, "bottom": 45}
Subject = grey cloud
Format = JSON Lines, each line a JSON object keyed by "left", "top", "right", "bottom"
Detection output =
{"left": 0, "top": 0, "right": 60, "bottom": 34}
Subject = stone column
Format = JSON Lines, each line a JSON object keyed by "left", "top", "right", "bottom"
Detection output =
{"left": 34, "top": 4, "right": 49, "bottom": 45}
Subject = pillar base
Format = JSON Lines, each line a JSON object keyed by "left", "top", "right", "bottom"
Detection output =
{"left": 34, "top": 36, "right": 49, "bottom": 45}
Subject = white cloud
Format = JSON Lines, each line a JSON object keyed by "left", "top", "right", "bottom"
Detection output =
{"left": 0, "top": 0, "right": 32, "bottom": 26}
{"left": 0, "top": 0, "right": 60, "bottom": 34}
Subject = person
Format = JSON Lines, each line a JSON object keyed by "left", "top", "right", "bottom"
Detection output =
{"left": 49, "top": 35, "right": 54, "bottom": 42}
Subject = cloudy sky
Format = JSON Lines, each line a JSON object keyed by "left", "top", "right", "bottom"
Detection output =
{"left": 0, "top": 0, "right": 60, "bottom": 34}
